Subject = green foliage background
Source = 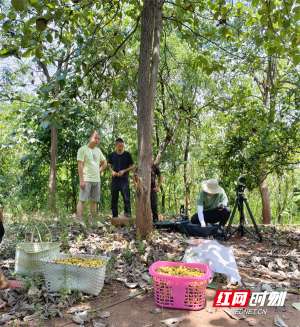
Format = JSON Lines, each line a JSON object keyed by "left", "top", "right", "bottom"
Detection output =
{"left": 0, "top": 0, "right": 299, "bottom": 224}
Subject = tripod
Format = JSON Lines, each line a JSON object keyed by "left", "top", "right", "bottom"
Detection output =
{"left": 225, "top": 188, "right": 262, "bottom": 242}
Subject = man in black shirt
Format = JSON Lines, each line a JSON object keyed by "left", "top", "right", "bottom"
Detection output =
{"left": 151, "top": 161, "right": 162, "bottom": 222}
{"left": 107, "top": 138, "right": 134, "bottom": 218}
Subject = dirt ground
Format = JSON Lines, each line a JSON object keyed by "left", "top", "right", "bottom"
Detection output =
{"left": 45, "top": 281, "right": 300, "bottom": 327}
{"left": 1, "top": 225, "right": 300, "bottom": 327}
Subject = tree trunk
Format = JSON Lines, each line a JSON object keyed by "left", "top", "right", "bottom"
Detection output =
{"left": 259, "top": 178, "right": 271, "bottom": 224}
{"left": 254, "top": 56, "right": 276, "bottom": 225}
{"left": 48, "top": 126, "right": 57, "bottom": 212}
{"left": 183, "top": 117, "right": 191, "bottom": 213}
{"left": 260, "top": 57, "right": 275, "bottom": 224}
{"left": 136, "top": 0, "right": 163, "bottom": 238}
{"left": 37, "top": 61, "right": 58, "bottom": 214}
{"left": 277, "top": 174, "right": 289, "bottom": 224}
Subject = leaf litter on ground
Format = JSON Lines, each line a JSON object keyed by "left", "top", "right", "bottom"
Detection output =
{"left": 0, "top": 218, "right": 299, "bottom": 325}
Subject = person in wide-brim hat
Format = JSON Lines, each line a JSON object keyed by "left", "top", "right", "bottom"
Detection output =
{"left": 191, "top": 179, "right": 231, "bottom": 227}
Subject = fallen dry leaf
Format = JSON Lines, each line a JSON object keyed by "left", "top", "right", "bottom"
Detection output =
{"left": 274, "top": 314, "right": 289, "bottom": 327}
{"left": 160, "top": 317, "right": 186, "bottom": 327}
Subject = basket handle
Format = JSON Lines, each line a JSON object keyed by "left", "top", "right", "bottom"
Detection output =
{"left": 30, "top": 223, "right": 53, "bottom": 242}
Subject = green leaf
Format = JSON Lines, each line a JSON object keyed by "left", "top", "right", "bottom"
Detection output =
{"left": 39, "top": 84, "right": 52, "bottom": 94}
{"left": 196, "top": 54, "right": 209, "bottom": 67}
{"left": 294, "top": 6, "right": 300, "bottom": 20}
{"left": 46, "top": 32, "right": 53, "bottom": 43}
{"left": 22, "top": 48, "right": 34, "bottom": 57}
{"left": 0, "top": 48, "right": 11, "bottom": 57}
{"left": 35, "top": 46, "right": 43, "bottom": 58}
{"left": 50, "top": 100, "right": 60, "bottom": 107}
{"left": 28, "top": 0, "right": 41, "bottom": 9}
{"left": 2, "top": 20, "right": 12, "bottom": 32}
{"left": 292, "top": 53, "right": 300, "bottom": 66}
{"left": 11, "top": 0, "right": 28, "bottom": 11}
{"left": 53, "top": 8, "right": 64, "bottom": 20}
{"left": 21, "top": 35, "right": 31, "bottom": 48}
{"left": 0, "top": 48, "right": 17, "bottom": 57}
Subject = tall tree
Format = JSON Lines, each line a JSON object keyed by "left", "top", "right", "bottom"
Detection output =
{"left": 136, "top": 0, "right": 163, "bottom": 238}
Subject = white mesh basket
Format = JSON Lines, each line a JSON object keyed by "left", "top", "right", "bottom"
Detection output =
{"left": 41, "top": 254, "right": 109, "bottom": 296}
{"left": 15, "top": 242, "right": 60, "bottom": 275}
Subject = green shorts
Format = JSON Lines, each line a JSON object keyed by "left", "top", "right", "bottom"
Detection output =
{"left": 79, "top": 182, "right": 100, "bottom": 202}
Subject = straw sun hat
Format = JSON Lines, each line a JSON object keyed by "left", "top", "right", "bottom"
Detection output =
{"left": 202, "top": 179, "right": 223, "bottom": 194}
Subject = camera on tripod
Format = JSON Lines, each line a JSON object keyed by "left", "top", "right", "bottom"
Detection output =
{"left": 226, "top": 175, "right": 262, "bottom": 242}
{"left": 235, "top": 175, "right": 247, "bottom": 194}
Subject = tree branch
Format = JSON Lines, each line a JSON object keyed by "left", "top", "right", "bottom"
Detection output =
{"left": 163, "top": 16, "right": 245, "bottom": 60}
{"left": 37, "top": 60, "right": 51, "bottom": 82}
{"left": 85, "top": 16, "right": 141, "bottom": 77}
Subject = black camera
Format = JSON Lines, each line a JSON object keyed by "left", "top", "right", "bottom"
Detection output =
{"left": 236, "top": 175, "right": 247, "bottom": 193}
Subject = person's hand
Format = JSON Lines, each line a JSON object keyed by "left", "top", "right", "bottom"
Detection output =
{"left": 112, "top": 171, "right": 118, "bottom": 177}
{"left": 80, "top": 181, "right": 86, "bottom": 189}
{"left": 118, "top": 170, "right": 125, "bottom": 176}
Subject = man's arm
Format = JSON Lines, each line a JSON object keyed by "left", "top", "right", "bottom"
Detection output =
{"left": 107, "top": 163, "right": 118, "bottom": 176}
{"left": 78, "top": 161, "right": 85, "bottom": 189}
{"left": 197, "top": 191, "right": 206, "bottom": 227}
{"left": 118, "top": 153, "right": 134, "bottom": 176}
{"left": 218, "top": 190, "right": 228, "bottom": 208}
{"left": 99, "top": 159, "right": 107, "bottom": 173}
{"left": 197, "top": 205, "right": 206, "bottom": 227}
{"left": 107, "top": 154, "right": 118, "bottom": 177}
{"left": 118, "top": 164, "right": 135, "bottom": 176}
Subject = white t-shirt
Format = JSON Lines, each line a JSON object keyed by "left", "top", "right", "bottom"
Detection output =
{"left": 77, "top": 145, "right": 105, "bottom": 182}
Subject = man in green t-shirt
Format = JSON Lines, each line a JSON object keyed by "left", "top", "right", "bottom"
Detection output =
{"left": 191, "top": 179, "right": 230, "bottom": 227}
{"left": 76, "top": 130, "right": 107, "bottom": 224}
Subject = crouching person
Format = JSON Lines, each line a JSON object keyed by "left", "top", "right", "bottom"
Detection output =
{"left": 191, "top": 179, "right": 230, "bottom": 227}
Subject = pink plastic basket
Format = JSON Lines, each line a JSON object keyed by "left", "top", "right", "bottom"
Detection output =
{"left": 149, "top": 261, "right": 211, "bottom": 310}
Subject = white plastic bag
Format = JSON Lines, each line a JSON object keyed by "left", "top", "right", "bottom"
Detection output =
{"left": 183, "top": 239, "right": 241, "bottom": 284}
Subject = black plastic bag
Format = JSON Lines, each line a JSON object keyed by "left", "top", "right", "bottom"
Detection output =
{"left": 154, "top": 219, "right": 225, "bottom": 240}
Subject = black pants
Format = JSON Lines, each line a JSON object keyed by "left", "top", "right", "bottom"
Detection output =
{"left": 0, "top": 222, "right": 4, "bottom": 243}
{"left": 151, "top": 190, "right": 158, "bottom": 222}
{"left": 111, "top": 181, "right": 131, "bottom": 218}
{"left": 191, "top": 207, "right": 231, "bottom": 226}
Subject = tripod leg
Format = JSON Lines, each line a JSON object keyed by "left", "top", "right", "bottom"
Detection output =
{"left": 244, "top": 199, "right": 263, "bottom": 242}
{"left": 239, "top": 199, "right": 245, "bottom": 237}
{"left": 225, "top": 199, "right": 238, "bottom": 239}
